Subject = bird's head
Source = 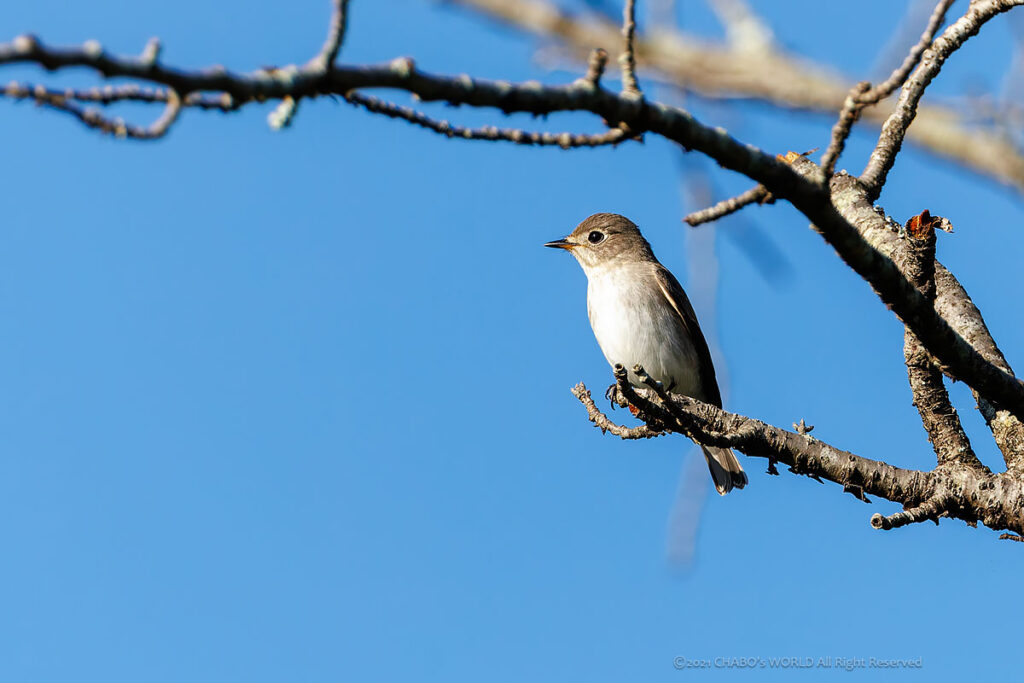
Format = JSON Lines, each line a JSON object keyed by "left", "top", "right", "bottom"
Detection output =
{"left": 544, "top": 213, "right": 655, "bottom": 271}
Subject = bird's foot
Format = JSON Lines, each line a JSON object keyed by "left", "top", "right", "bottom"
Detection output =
{"left": 605, "top": 383, "right": 619, "bottom": 409}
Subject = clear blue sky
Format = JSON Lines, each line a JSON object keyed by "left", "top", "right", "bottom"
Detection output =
{"left": 1, "top": 1, "right": 1021, "bottom": 681}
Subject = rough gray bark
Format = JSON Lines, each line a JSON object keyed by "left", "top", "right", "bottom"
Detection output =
{"left": 572, "top": 366, "right": 1024, "bottom": 537}
{"left": 898, "top": 214, "right": 982, "bottom": 471}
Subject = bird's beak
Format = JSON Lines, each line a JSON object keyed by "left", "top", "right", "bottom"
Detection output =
{"left": 544, "top": 238, "right": 575, "bottom": 250}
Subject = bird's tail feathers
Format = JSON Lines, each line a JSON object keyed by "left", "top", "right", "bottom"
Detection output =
{"left": 701, "top": 445, "right": 747, "bottom": 495}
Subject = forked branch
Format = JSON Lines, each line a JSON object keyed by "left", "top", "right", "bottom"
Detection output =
{"left": 570, "top": 365, "right": 1024, "bottom": 538}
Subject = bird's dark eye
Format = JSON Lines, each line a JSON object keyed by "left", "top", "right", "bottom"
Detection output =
{"left": 588, "top": 230, "right": 605, "bottom": 244}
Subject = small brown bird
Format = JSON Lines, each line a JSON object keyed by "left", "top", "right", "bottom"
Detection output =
{"left": 546, "top": 213, "right": 747, "bottom": 494}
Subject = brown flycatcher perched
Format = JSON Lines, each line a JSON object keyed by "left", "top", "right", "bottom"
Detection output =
{"left": 546, "top": 213, "right": 747, "bottom": 494}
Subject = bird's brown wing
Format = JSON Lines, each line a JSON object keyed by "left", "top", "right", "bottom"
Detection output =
{"left": 652, "top": 264, "right": 723, "bottom": 408}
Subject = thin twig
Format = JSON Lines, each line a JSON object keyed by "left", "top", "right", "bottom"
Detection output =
{"left": 870, "top": 496, "right": 949, "bottom": 530}
{"left": 2, "top": 80, "right": 181, "bottom": 139}
{"left": 312, "top": 0, "right": 351, "bottom": 70}
{"left": 451, "top": 0, "right": 1024, "bottom": 194}
{"left": 861, "top": 0, "right": 1024, "bottom": 198}
{"left": 579, "top": 47, "right": 609, "bottom": 87}
{"left": 1, "top": 33, "right": 1022, "bottom": 417}
{"left": 2, "top": 81, "right": 234, "bottom": 110}
{"left": 634, "top": 364, "right": 674, "bottom": 402}
{"left": 683, "top": 184, "right": 772, "bottom": 226}
{"left": 344, "top": 91, "right": 633, "bottom": 148}
{"left": 619, "top": 0, "right": 642, "bottom": 96}
{"left": 571, "top": 383, "right": 665, "bottom": 438}
{"left": 820, "top": 81, "right": 871, "bottom": 177}
{"left": 268, "top": 95, "right": 299, "bottom": 129}
{"left": 821, "top": 0, "right": 955, "bottom": 177}
{"left": 866, "top": 0, "right": 956, "bottom": 102}
{"left": 146, "top": 88, "right": 182, "bottom": 137}
{"left": 275, "top": 0, "right": 349, "bottom": 128}
{"left": 612, "top": 364, "right": 676, "bottom": 426}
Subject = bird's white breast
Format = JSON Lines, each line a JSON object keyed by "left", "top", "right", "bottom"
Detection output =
{"left": 585, "top": 262, "right": 702, "bottom": 398}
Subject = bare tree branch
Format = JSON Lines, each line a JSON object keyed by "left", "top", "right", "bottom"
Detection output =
{"left": 819, "top": 162, "right": 1024, "bottom": 472}
{"left": 312, "top": 0, "right": 351, "bottom": 70}
{"left": 580, "top": 47, "right": 609, "bottom": 87}
{"left": 1, "top": 80, "right": 181, "bottom": 139}
{"left": 933, "top": 266, "right": 1024, "bottom": 472}
{"left": 861, "top": 0, "right": 1024, "bottom": 198}
{"left": 821, "top": 80, "right": 872, "bottom": 178}
{"left": 344, "top": 91, "right": 633, "bottom": 148}
{"left": 4, "top": 1, "right": 1023, "bottom": 540}
{"left": 571, "top": 383, "right": 666, "bottom": 438}
{"left": 619, "top": 0, "right": 641, "bottom": 96}
{"left": 451, "top": 0, "right": 1024, "bottom": 194}
{"left": 579, "top": 367, "right": 1024, "bottom": 537}
{"left": 866, "top": 0, "right": 955, "bottom": 102}
{"left": 826, "top": 0, "right": 956, "bottom": 180}
{"left": 682, "top": 184, "right": 771, "bottom": 226}
{"left": 2, "top": 24, "right": 1023, "bottom": 419}
{"left": 771, "top": 157, "right": 1024, "bottom": 421}
{"left": 272, "top": 0, "right": 350, "bottom": 128}
{"left": 870, "top": 496, "right": 949, "bottom": 530}
{"left": 2, "top": 81, "right": 234, "bottom": 110}
{"left": 899, "top": 210, "right": 985, "bottom": 471}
